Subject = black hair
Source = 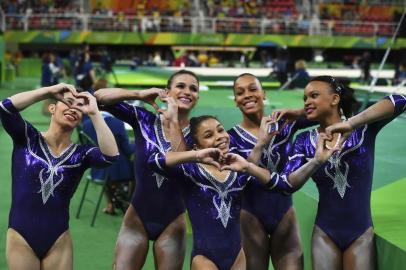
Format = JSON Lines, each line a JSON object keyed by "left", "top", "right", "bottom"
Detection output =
{"left": 309, "top": 75, "right": 360, "bottom": 118}
{"left": 166, "top": 70, "right": 199, "bottom": 89}
{"left": 189, "top": 115, "right": 219, "bottom": 145}
{"left": 232, "top": 73, "right": 263, "bottom": 91}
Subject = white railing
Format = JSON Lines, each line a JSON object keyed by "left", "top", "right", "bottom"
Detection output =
{"left": 4, "top": 14, "right": 397, "bottom": 37}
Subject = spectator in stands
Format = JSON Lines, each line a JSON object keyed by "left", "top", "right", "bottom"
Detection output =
{"left": 208, "top": 52, "right": 220, "bottom": 66}
{"left": 130, "top": 55, "right": 142, "bottom": 70}
{"left": 99, "top": 47, "right": 115, "bottom": 74}
{"left": 11, "top": 50, "right": 22, "bottom": 76}
{"left": 41, "top": 52, "right": 60, "bottom": 87}
{"left": 153, "top": 52, "right": 163, "bottom": 66}
{"left": 393, "top": 61, "right": 406, "bottom": 86}
{"left": 197, "top": 51, "right": 209, "bottom": 67}
{"left": 309, "top": 13, "right": 321, "bottom": 35}
{"left": 69, "top": 49, "right": 79, "bottom": 77}
{"left": 75, "top": 52, "right": 95, "bottom": 91}
{"left": 271, "top": 48, "right": 290, "bottom": 86}
{"left": 52, "top": 52, "right": 66, "bottom": 84}
{"left": 186, "top": 51, "right": 199, "bottom": 67}
{"left": 359, "top": 51, "right": 371, "bottom": 83}
{"left": 240, "top": 51, "right": 250, "bottom": 68}
{"left": 290, "top": 59, "right": 310, "bottom": 89}
{"left": 41, "top": 52, "right": 61, "bottom": 115}
{"left": 173, "top": 10, "right": 184, "bottom": 32}
{"left": 82, "top": 79, "right": 134, "bottom": 215}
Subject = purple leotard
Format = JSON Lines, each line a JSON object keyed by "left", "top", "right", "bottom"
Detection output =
{"left": 148, "top": 152, "right": 251, "bottom": 270}
{"left": 228, "top": 118, "right": 314, "bottom": 233}
{"left": 0, "top": 98, "right": 117, "bottom": 259}
{"left": 103, "top": 102, "right": 191, "bottom": 240}
{"left": 265, "top": 95, "right": 406, "bottom": 250}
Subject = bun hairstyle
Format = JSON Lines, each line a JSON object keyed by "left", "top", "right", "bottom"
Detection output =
{"left": 166, "top": 70, "right": 199, "bottom": 90}
{"left": 232, "top": 73, "right": 263, "bottom": 91}
{"left": 190, "top": 115, "right": 219, "bottom": 145}
{"left": 309, "top": 76, "right": 360, "bottom": 118}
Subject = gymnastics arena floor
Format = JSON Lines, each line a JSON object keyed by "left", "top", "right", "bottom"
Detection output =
{"left": 0, "top": 71, "right": 405, "bottom": 269}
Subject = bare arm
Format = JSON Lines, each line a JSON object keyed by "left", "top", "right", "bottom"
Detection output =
{"left": 260, "top": 133, "right": 337, "bottom": 193}
{"left": 165, "top": 148, "right": 221, "bottom": 168}
{"left": 9, "top": 83, "right": 77, "bottom": 111}
{"left": 286, "top": 133, "right": 337, "bottom": 191}
{"left": 325, "top": 98, "right": 396, "bottom": 141}
{"left": 222, "top": 153, "right": 272, "bottom": 184}
{"left": 95, "top": 87, "right": 166, "bottom": 111}
{"left": 347, "top": 99, "right": 395, "bottom": 129}
{"left": 75, "top": 92, "right": 119, "bottom": 157}
{"left": 159, "top": 96, "right": 188, "bottom": 151}
{"left": 285, "top": 158, "right": 322, "bottom": 191}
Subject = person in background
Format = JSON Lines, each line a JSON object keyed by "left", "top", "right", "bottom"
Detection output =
{"left": 75, "top": 52, "right": 95, "bottom": 92}
{"left": 41, "top": 53, "right": 62, "bottom": 115}
{"left": 393, "top": 61, "right": 406, "bottom": 86}
{"left": 41, "top": 53, "right": 60, "bottom": 88}
{"left": 359, "top": 51, "right": 371, "bottom": 83}
{"left": 289, "top": 60, "right": 310, "bottom": 89}
{"left": 82, "top": 78, "right": 135, "bottom": 215}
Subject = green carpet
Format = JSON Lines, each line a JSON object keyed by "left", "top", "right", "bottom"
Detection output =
{"left": 372, "top": 177, "right": 406, "bottom": 251}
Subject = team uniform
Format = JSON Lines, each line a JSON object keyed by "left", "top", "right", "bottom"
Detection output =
{"left": 149, "top": 152, "right": 252, "bottom": 270}
{"left": 265, "top": 95, "right": 406, "bottom": 250}
{"left": 228, "top": 118, "right": 314, "bottom": 233}
{"left": 103, "top": 102, "right": 191, "bottom": 239}
{"left": 0, "top": 98, "right": 117, "bottom": 259}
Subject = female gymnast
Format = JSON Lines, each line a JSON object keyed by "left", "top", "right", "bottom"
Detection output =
{"left": 1, "top": 83, "right": 118, "bottom": 270}
{"left": 148, "top": 114, "right": 278, "bottom": 270}
{"left": 254, "top": 75, "right": 406, "bottom": 269}
{"left": 95, "top": 70, "right": 199, "bottom": 270}
{"left": 228, "top": 73, "right": 314, "bottom": 269}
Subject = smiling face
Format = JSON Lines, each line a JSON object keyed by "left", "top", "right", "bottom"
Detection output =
{"left": 194, "top": 118, "right": 230, "bottom": 155}
{"left": 49, "top": 92, "right": 84, "bottom": 130}
{"left": 167, "top": 74, "right": 199, "bottom": 112}
{"left": 303, "top": 81, "right": 340, "bottom": 121}
{"left": 234, "top": 74, "right": 265, "bottom": 115}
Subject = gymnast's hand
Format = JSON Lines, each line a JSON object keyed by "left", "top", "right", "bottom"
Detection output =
{"left": 271, "top": 108, "right": 304, "bottom": 123}
{"left": 138, "top": 87, "right": 167, "bottom": 112}
{"left": 71, "top": 92, "right": 98, "bottom": 115}
{"left": 47, "top": 83, "right": 78, "bottom": 107}
{"left": 325, "top": 121, "right": 352, "bottom": 147}
{"left": 195, "top": 148, "right": 222, "bottom": 169}
{"left": 158, "top": 96, "right": 178, "bottom": 122}
{"left": 314, "top": 132, "right": 340, "bottom": 163}
{"left": 221, "top": 153, "right": 250, "bottom": 172}
{"left": 257, "top": 116, "right": 278, "bottom": 147}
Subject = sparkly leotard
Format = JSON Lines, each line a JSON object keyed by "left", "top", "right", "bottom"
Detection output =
{"left": 228, "top": 118, "right": 314, "bottom": 233}
{"left": 0, "top": 98, "right": 117, "bottom": 259}
{"left": 265, "top": 95, "right": 406, "bottom": 250}
{"left": 149, "top": 152, "right": 251, "bottom": 270}
{"left": 103, "top": 102, "right": 191, "bottom": 240}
